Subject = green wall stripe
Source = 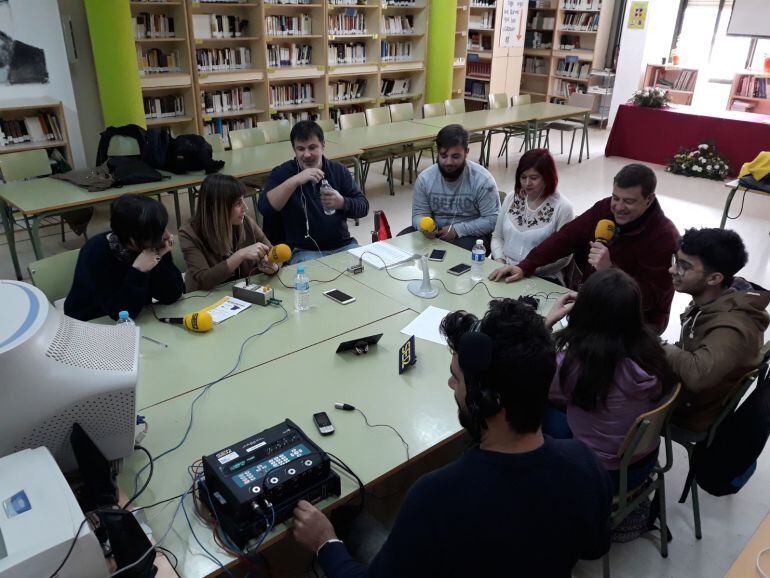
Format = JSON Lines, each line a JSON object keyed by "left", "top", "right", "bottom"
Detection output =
{"left": 426, "top": 0, "right": 458, "bottom": 104}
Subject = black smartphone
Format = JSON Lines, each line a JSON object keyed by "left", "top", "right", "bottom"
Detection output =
{"left": 428, "top": 249, "right": 447, "bottom": 262}
{"left": 323, "top": 288, "right": 356, "bottom": 304}
{"left": 448, "top": 263, "right": 471, "bottom": 276}
{"left": 313, "top": 412, "right": 334, "bottom": 436}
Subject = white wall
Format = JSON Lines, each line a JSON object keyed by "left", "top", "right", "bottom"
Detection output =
{"left": 1, "top": 0, "right": 86, "bottom": 168}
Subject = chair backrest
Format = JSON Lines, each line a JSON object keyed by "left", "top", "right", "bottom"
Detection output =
{"left": 0, "top": 149, "right": 52, "bottom": 181}
{"left": 389, "top": 102, "right": 414, "bottom": 122}
{"left": 204, "top": 133, "right": 225, "bottom": 152}
{"left": 423, "top": 102, "right": 446, "bottom": 118}
{"left": 106, "top": 135, "right": 142, "bottom": 157}
{"left": 510, "top": 94, "right": 531, "bottom": 106}
{"left": 444, "top": 98, "right": 466, "bottom": 115}
{"left": 488, "top": 93, "right": 510, "bottom": 109}
{"left": 171, "top": 237, "right": 187, "bottom": 273}
{"left": 27, "top": 249, "right": 81, "bottom": 304}
{"left": 257, "top": 119, "right": 291, "bottom": 143}
{"left": 340, "top": 112, "right": 367, "bottom": 130}
{"left": 316, "top": 118, "right": 336, "bottom": 133}
{"left": 617, "top": 383, "right": 682, "bottom": 462}
{"left": 228, "top": 127, "right": 267, "bottom": 150}
{"left": 567, "top": 92, "right": 596, "bottom": 110}
{"left": 365, "top": 107, "right": 392, "bottom": 126}
{"left": 706, "top": 368, "right": 761, "bottom": 446}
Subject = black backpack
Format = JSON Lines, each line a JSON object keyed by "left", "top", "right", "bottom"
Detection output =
{"left": 95, "top": 124, "right": 147, "bottom": 166}
{"left": 106, "top": 157, "right": 164, "bottom": 187}
{"left": 165, "top": 134, "right": 224, "bottom": 174}
{"left": 689, "top": 351, "right": 770, "bottom": 496}
{"left": 143, "top": 127, "right": 174, "bottom": 170}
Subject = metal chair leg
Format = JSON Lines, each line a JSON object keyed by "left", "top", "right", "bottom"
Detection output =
{"left": 567, "top": 131, "right": 577, "bottom": 164}
{"left": 658, "top": 476, "right": 669, "bottom": 557}
{"left": 386, "top": 158, "right": 394, "bottom": 196}
{"left": 560, "top": 131, "right": 564, "bottom": 154}
{"left": 60, "top": 220, "right": 66, "bottom": 242}
{"left": 603, "top": 552, "right": 610, "bottom": 578}
{"left": 691, "top": 476, "right": 702, "bottom": 539}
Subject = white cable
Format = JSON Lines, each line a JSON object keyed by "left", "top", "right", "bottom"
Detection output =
{"left": 757, "top": 547, "right": 770, "bottom": 578}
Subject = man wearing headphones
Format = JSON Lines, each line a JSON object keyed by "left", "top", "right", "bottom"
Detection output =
{"left": 258, "top": 120, "right": 369, "bottom": 264}
{"left": 293, "top": 299, "right": 612, "bottom": 577}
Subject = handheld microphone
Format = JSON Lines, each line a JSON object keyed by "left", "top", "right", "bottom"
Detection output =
{"left": 419, "top": 216, "right": 437, "bottom": 234}
{"left": 267, "top": 244, "right": 292, "bottom": 265}
{"left": 159, "top": 310, "right": 213, "bottom": 333}
{"left": 594, "top": 219, "right": 617, "bottom": 245}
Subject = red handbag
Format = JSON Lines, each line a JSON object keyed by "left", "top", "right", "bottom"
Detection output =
{"left": 371, "top": 210, "right": 392, "bottom": 242}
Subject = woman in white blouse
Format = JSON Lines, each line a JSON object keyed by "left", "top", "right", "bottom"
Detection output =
{"left": 490, "top": 149, "right": 574, "bottom": 284}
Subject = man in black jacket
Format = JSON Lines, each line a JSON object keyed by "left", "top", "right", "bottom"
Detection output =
{"left": 258, "top": 121, "right": 368, "bottom": 264}
{"left": 293, "top": 299, "right": 612, "bottom": 578}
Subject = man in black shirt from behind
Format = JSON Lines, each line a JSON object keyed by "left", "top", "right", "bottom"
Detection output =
{"left": 293, "top": 299, "right": 612, "bottom": 578}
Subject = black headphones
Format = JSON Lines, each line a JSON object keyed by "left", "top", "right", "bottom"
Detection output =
{"left": 458, "top": 319, "right": 502, "bottom": 424}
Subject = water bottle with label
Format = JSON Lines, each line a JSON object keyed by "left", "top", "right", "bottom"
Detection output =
{"left": 116, "top": 310, "right": 135, "bottom": 326}
{"left": 294, "top": 266, "right": 310, "bottom": 311}
{"left": 471, "top": 239, "right": 485, "bottom": 282}
{"left": 320, "top": 179, "right": 336, "bottom": 216}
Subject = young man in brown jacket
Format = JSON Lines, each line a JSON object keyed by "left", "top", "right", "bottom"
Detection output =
{"left": 666, "top": 228, "right": 769, "bottom": 433}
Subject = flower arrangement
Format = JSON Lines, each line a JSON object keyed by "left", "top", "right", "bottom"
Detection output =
{"left": 629, "top": 87, "right": 670, "bottom": 108}
{"left": 666, "top": 142, "right": 731, "bottom": 180}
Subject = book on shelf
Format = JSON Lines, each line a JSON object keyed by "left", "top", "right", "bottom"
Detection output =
{"left": 527, "top": 12, "right": 554, "bottom": 30}
{"left": 382, "top": 15, "right": 414, "bottom": 35}
{"left": 269, "top": 82, "right": 315, "bottom": 106}
{"left": 265, "top": 14, "right": 312, "bottom": 36}
{"left": 201, "top": 87, "right": 255, "bottom": 114}
{"left": 730, "top": 100, "right": 755, "bottom": 112}
{"left": 525, "top": 30, "right": 552, "bottom": 49}
{"left": 137, "top": 47, "right": 183, "bottom": 74}
{"left": 736, "top": 75, "right": 767, "bottom": 99}
{"left": 203, "top": 116, "right": 257, "bottom": 147}
{"left": 470, "top": 0, "right": 496, "bottom": 7}
{"left": 380, "top": 77, "right": 410, "bottom": 96}
{"left": 328, "top": 78, "right": 367, "bottom": 101}
{"left": 552, "top": 78, "right": 585, "bottom": 98}
{"left": 464, "top": 78, "right": 490, "bottom": 98}
{"left": 268, "top": 43, "right": 312, "bottom": 67}
{"left": 562, "top": 12, "right": 599, "bottom": 31}
{"left": 328, "top": 10, "right": 367, "bottom": 35}
{"left": 264, "top": 0, "right": 314, "bottom": 4}
{"left": 329, "top": 0, "right": 369, "bottom": 5}
{"left": 561, "top": 0, "right": 601, "bottom": 9}
{"left": 556, "top": 58, "right": 589, "bottom": 78}
{"left": 329, "top": 41, "right": 366, "bottom": 64}
{"left": 467, "top": 61, "right": 491, "bottom": 77}
{"left": 330, "top": 104, "right": 365, "bottom": 124}
{"left": 380, "top": 40, "right": 412, "bottom": 61}
{"left": 385, "top": 0, "right": 417, "bottom": 6}
{"left": 271, "top": 110, "right": 318, "bottom": 124}
{"left": 0, "top": 114, "right": 62, "bottom": 147}
{"left": 191, "top": 14, "right": 248, "bottom": 39}
{"left": 143, "top": 94, "right": 185, "bottom": 118}
{"left": 558, "top": 34, "right": 581, "bottom": 50}
{"left": 529, "top": 0, "right": 553, "bottom": 7}
{"left": 470, "top": 12, "right": 494, "bottom": 28}
{"left": 523, "top": 56, "right": 547, "bottom": 74}
{"left": 133, "top": 13, "right": 175, "bottom": 39}
{"left": 196, "top": 47, "right": 252, "bottom": 71}
{"left": 197, "top": 0, "right": 250, "bottom": 4}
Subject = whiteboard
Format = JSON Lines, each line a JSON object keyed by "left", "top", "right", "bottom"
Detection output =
{"left": 727, "top": 0, "right": 770, "bottom": 38}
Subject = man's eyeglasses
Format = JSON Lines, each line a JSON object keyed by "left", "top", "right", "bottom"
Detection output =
{"left": 671, "top": 254, "right": 703, "bottom": 276}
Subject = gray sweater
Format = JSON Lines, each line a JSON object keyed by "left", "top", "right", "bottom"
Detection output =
{"left": 411, "top": 161, "right": 500, "bottom": 238}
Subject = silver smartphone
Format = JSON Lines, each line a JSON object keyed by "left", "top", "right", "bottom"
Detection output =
{"left": 323, "top": 288, "right": 356, "bottom": 305}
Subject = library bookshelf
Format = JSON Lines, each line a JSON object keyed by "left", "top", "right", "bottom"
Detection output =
{"left": 642, "top": 64, "right": 697, "bottom": 106}
{"left": 0, "top": 97, "right": 73, "bottom": 169}
{"left": 727, "top": 71, "right": 770, "bottom": 114}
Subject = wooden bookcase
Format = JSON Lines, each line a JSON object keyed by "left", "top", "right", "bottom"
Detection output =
{"left": 520, "top": 0, "right": 615, "bottom": 105}
{"left": 453, "top": 1, "right": 470, "bottom": 98}
{"left": 0, "top": 97, "right": 73, "bottom": 169}
{"left": 642, "top": 64, "right": 697, "bottom": 106}
{"left": 463, "top": 0, "right": 496, "bottom": 110}
{"left": 727, "top": 71, "right": 770, "bottom": 114}
{"left": 131, "top": 0, "right": 199, "bottom": 135}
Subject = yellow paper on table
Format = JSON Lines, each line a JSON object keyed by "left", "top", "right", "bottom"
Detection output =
{"left": 739, "top": 151, "right": 770, "bottom": 182}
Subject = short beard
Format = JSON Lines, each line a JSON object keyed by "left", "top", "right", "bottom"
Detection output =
{"left": 438, "top": 161, "right": 466, "bottom": 181}
{"left": 458, "top": 405, "right": 482, "bottom": 443}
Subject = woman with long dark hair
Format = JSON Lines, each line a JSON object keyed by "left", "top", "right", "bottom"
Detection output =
{"left": 543, "top": 268, "right": 675, "bottom": 490}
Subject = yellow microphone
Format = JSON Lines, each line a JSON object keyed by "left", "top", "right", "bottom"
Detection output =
{"left": 267, "top": 243, "right": 292, "bottom": 265}
{"left": 160, "top": 310, "right": 214, "bottom": 333}
{"left": 594, "top": 219, "right": 617, "bottom": 245}
{"left": 419, "top": 216, "right": 437, "bottom": 234}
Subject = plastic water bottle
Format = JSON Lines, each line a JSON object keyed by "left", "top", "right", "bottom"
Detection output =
{"left": 471, "top": 239, "right": 485, "bottom": 282}
{"left": 116, "top": 310, "right": 135, "bottom": 326}
{"left": 320, "top": 179, "right": 336, "bottom": 216}
{"left": 294, "top": 267, "right": 310, "bottom": 311}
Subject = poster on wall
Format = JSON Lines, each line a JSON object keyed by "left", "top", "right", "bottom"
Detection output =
{"left": 499, "top": 0, "right": 527, "bottom": 49}
{"left": 0, "top": 0, "right": 49, "bottom": 85}
{"left": 627, "top": 1, "right": 648, "bottom": 30}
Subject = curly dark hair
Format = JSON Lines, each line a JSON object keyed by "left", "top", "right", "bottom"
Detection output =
{"left": 679, "top": 227, "right": 748, "bottom": 288}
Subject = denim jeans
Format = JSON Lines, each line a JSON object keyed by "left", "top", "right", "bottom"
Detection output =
{"left": 289, "top": 239, "right": 359, "bottom": 265}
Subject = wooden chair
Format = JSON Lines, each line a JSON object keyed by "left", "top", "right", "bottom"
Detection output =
{"left": 669, "top": 369, "right": 761, "bottom": 540}
{"left": 603, "top": 383, "right": 681, "bottom": 577}
{"left": 546, "top": 92, "right": 595, "bottom": 164}
{"left": 228, "top": 127, "right": 267, "bottom": 150}
{"left": 257, "top": 119, "right": 291, "bottom": 143}
{"left": 442, "top": 99, "right": 487, "bottom": 165}
{"left": 27, "top": 248, "right": 80, "bottom": 307}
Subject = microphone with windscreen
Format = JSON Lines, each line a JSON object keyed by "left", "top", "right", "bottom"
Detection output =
{"left": 159, "top": 310, "right": 214, "bottom": 333}
{"left": 266, "top": 244, "right": 292, "bottom": 265}
{"left": 419, "top": 216, "right": 437, "bottom": 234}
{"left": 594, "top": 219, "right": 617, "bottom": 245}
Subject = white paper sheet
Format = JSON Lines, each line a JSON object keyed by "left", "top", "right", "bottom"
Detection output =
{"left": 206, "top": 297, "right": 252, "bottom": 324}
{"left": 400, "top": 306, "right": 451, "bottom": 346}
{"left": 348, "top": 243, "right": 413, "bottom": 269}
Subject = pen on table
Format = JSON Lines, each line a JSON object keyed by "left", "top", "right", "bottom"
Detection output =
{"left": 142, "top": 335, "right": 168, "bottom": 348}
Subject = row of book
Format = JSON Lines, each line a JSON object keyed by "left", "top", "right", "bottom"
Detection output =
{"left": 328, "top": 12, "right": 367, "bottom": 35}
{"left": 191, "top": 15, "right": 249, "bottom": 39}
{"left": 552, "top": 78, "right": 585, "bottom": 98}
{"left": 464, "top": 97, "right": 486, "bottom": 112}
{"left": 385, "top": 1, "right": 417, "bottom": 5}
{"left": 561, "top": 0, "right": 601, "bottom": 9}
{"left": 329, "top": 79, "right": 367, "bottom": 101}
{"left": 529, "top": 0, "right": 554, "bottom": 7}
{"left": 466, "top": 61, "right": 491, "bottom": 77}
{"left": 729, "top": 100, "right": 755, "bottom": 112}
{"left": 468, "top": 32, "right": 493, "bottom": 50}
{"left": 202, "top": 117, "right": 256, "bottom": 146}
{"left": 265, "top": 0, "right": 314, "bottom": 4}
{"left": 381, "top": 40, "right": 413, "bottom": 61}
{"left": 561, "top": 12, "right": 599, "bottom": 31}
{"left": 558, "top": 35, "right": 583, "bottom": 50}
{"left": 650, "top": 68, "right": 696, "bottom": 92}
{"left": 267, "top": 43, "right": 312, "bottom": 67}
{"left": 330, "top": 0, "right": 369, "bottom": 5}
{"left": 137, "top": 48, "right": 182, "bottom": 74}
{"left": 143, "top": 95, "right": 185, "bottom": 119}
{"left": 555, "top": 58, "right": 589, "bottom": 78}
{"left": 469, "top": 13, "right": 494, "bottom": 29}
{"left": 734, "top": 76, "right": 767, "bottom": 99}
{"left": 524, "top": 31, "right": 551, "bottom": 49}
{"left": 196, "top": 47, "right": 252, "bottom": 71}
{"left": 380, "top": 77, "right": 410, "bottom": 96}
{"left": 330, "top": 105, "right": 364, "bottom": 124}
{"left": 269, "top": 82, "right": 315, "bottom": 106}
{"left": 382, "top": 15, "right": 414, "bottom": 35}
{"left": 527, "top": 12, "right": 554, "bottom": 30}
{"left": 0, "top": 114, "right": 64, "bottom": 146}
{"left": 523, "top": 56, "right": 547, "bottom": 74}
{"left": 470, "top": 1, "right": 496, "bottom": 7}
{"left": 196, "top": 0, "right": 251, "bottom": 3}
{"left": 133, "top": 13, "right": 175, "bottom": 39}
{"left": 329, "top": 42, "right": 366, "bottom": 64}
{"left": 271, "top": 111, "right": 319, "bottom": 124}
{"left": 465, "top": 78, "right": 489, "bottom": 98}
{"left": 201, "top": 87, "right": 256, "bottom": 113}
{"left": 265, "top": 15, "right": 312, "bottom": 36}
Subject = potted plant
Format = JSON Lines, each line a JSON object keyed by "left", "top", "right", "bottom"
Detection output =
{"left": 666, "top": 142, "right": 731, "bottom": 180}
{"left": 629, "top": 87, "right": 671, "bottom": 108}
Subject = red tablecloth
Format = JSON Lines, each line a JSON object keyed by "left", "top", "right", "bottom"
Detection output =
{"left": 605, "top": 104, "right": 770, "bottom": 176}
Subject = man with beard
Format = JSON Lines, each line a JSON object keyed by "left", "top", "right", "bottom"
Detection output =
{"left": 410, "top": 124, "right": 500, "bottom": 251}
{"left": 259, "top": 120, "right": 369, "bottom": 264}
{"left": 489, "top": 163, "right": 678, "bottom": 333}
{"left": 292, "top": 299, "right": 612, "bottom": 578}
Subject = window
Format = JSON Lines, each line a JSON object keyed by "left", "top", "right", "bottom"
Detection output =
{"left": 750, "top": 38, "right": 770, "bottom": 70}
